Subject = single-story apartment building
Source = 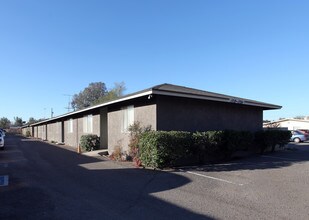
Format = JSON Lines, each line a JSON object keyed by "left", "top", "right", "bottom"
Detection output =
{"left": 22, "top": 83, "right": 281, "bottom": 154}
{"left": 263, "top": 118, "right": 309, "bottom": 131}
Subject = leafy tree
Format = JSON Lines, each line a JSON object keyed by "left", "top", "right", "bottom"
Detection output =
{"left": 71, "top": 82, "right": 107, "bottom": 110}
{"left": 97, "top": 82, "right": 126, "bottom": 104}
{"left": 71, "top": 82, "right": 126, "bottom": 110}
{"left": 0, "top": 117, "right": 11, "bottom": 129}
{"left": 28, "top": 117, "right": 37, "bottom": 124}
{"left": 13, "top": 117, "right": 24, "bottom": 126}
{"left": 27, "top": 117, "right": 44, "bottom": 125}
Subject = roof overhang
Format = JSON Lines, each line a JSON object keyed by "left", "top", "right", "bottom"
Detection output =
{"left": 31, "top": 90, "right": 153, "bottom": 126}
{"left": 152, "top": 90, "right": 281, "bottom": 110}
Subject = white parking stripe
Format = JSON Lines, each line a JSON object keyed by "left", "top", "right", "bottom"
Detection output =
{"left": 179, "top": 169, "right": 244, "bottom": 186}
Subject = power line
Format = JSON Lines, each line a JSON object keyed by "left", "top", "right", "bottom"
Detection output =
{"left": 63, "top": 94, "right": 73, "bottom": 112}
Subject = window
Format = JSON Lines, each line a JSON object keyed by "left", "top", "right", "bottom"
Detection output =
{"left": 83, "top": 115, "right": 93, "bottom": 133}
{"left": 68, "top": 119, "right": 73, "bottom": 133}
{"left": 122, "top": 105, "right": 134, "bottom": 133}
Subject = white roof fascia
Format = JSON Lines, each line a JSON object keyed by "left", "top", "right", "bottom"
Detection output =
{"left": 152, "top": 90, "right": 280, "bottom": 109}
{"left": 241, "top": 100, "right": 281, "bottom": 109}
{"left": 153, "top": 90, "right": 229, "bottom": 102}
{"left": 31, "top": 90, "right": 153, "bottom": 126}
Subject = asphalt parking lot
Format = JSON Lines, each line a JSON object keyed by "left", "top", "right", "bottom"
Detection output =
{"left": 169, "top": 142, "right": 309, "bottom": 219}
{"left": 1, "top": 135, "right": 309, "bottom": 219}
{"left": 176, "top": 142, "right": 309, "bottom": 187}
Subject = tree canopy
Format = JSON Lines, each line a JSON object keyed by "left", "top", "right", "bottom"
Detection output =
{"left": 71, "top": 82, "right": 126, "bottom": 110}
{"left": 13, "top": 117, "right": 24, "bottom": 126}
{"left": 0, "top": 117, "right": 11, "bottom": 129}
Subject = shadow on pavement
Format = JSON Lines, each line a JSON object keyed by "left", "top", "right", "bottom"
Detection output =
{"left": 179, "top": 143, "right": 309, "bottom": 173}
{"left": 0, "top": 134, "right": 213, "bottom": 220}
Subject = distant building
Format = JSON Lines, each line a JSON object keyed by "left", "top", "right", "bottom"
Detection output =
{"left": 264, "top": 118, "right": 309, "bottom": 130}
{"left": 9, "top": 126, "right": 22, "bottom": 134}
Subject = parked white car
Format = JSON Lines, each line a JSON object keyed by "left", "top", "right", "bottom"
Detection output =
{"left": 0, "top": 128, "right": 5, "bottom": 137}
{"left": 0, "top": 132, "right": 4, "bottom": 150}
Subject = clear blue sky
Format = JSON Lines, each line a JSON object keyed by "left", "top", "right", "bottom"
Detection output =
{"left": 1, "top": 0, "right": 308, "bottom": 122}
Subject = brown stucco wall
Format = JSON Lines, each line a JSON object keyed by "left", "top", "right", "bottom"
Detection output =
{"left": 21, "top": 127, "right": 32, "bottom": 136}
{"left": 30, "top": 112, "right": 101, "bottom": 149}
{"left": 156, "top": 96, "right": 263, "bottom": 132}
{"left": 107, "top": 102, "right": 156, "bottom": 154}
{"left": 47, "top": 121, "right": 62, "bottom": 143}
{"left": 37, "top": 125, "right": 47, "bottom": 140}
{"left": 63, "top": 113, "right": 100, "bottom": 149}
{"left": 33, "top": 126, "right": 38, "bottom": 138}
{"left": 64, "top": 118, "right": 78, "bottom": 148}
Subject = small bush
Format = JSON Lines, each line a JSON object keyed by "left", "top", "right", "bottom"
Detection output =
{"left": 109, "top": 146, "right": 123, "bottom": 161}
{"left": 128, "top": 121, "right": 152, "bottom": 161}
{"left": 80, "top": 134, "right": 100, "bottom": 152}
{"left": 25, "top": 130, "right": 31, "bottom": 137}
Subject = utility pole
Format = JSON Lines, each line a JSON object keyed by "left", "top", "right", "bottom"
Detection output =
{"left": 43, "top": 108, "right": 47, "bottom": 119}
{"left": 63, "top": 94, "right": 73, "bottom": 112}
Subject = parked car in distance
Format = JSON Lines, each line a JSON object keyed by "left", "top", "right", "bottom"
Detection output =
{"left": 0, "top": 132, "right": 4, "bottom": 150}
{"left": 0, "top": 128, "right": 5, "bottom": 137}
{"left": 290, "top": 130, "right": 307, "bottom": 143}
{"left": 298, "top": 129, "right": 309, "bottom": 138}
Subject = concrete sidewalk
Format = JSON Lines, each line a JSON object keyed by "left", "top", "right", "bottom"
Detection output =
{"left": 82, "top": 149, "right": 108, "bottom": 157}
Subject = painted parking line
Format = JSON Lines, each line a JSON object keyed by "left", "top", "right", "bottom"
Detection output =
{"left": 179, "top": 169, "right": 244, "bottom": 186}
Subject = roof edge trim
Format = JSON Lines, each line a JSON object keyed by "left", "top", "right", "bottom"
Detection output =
{"left": 153, "top": 90, "right": 281, "bottom": 109}
{"left": 31, "top": 90, "right": 153, "bottom": 126}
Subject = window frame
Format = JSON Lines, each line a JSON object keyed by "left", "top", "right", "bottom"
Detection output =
{"left": 83, "top": 115, "right": 93, "bottom": 133}
{"left": 121, "top": 105, "right": 134, "bottom": 133}
{"left": 68, "top": 119, "right": 73, "bottom": 133}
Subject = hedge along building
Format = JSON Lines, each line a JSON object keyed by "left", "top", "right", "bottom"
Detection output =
{"left": 24, "top": 84, "right": 281, "bottom": 154}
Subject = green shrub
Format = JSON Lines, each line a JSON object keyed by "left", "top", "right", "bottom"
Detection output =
{"left": 25, "top": 130, "right": 31, "bottom": 137}
{"left": 128, "top": 121, "right": 152, "bottom": 161}
{"left": 192, "top": 131, "right": 223, "bottom": 163}
{"left": 139, "top": 131, "right": 192, "bottom": 169}
{"left": 276, "top": 130, "right": 291, "bottom": 149}
{"left": 80, "top": 134, "right": 100, "bottom": 152}
{"left": 138, "top": 129, "right": 291, "bottom": 169}
{"left": 222, "top": 130, "right": 254, "bottom": 154}
{"left": 254, "top": 130, "right": 291, "bottom": 153}
{"left": 192, "top": 130, "right": 254, "bottom": 162}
